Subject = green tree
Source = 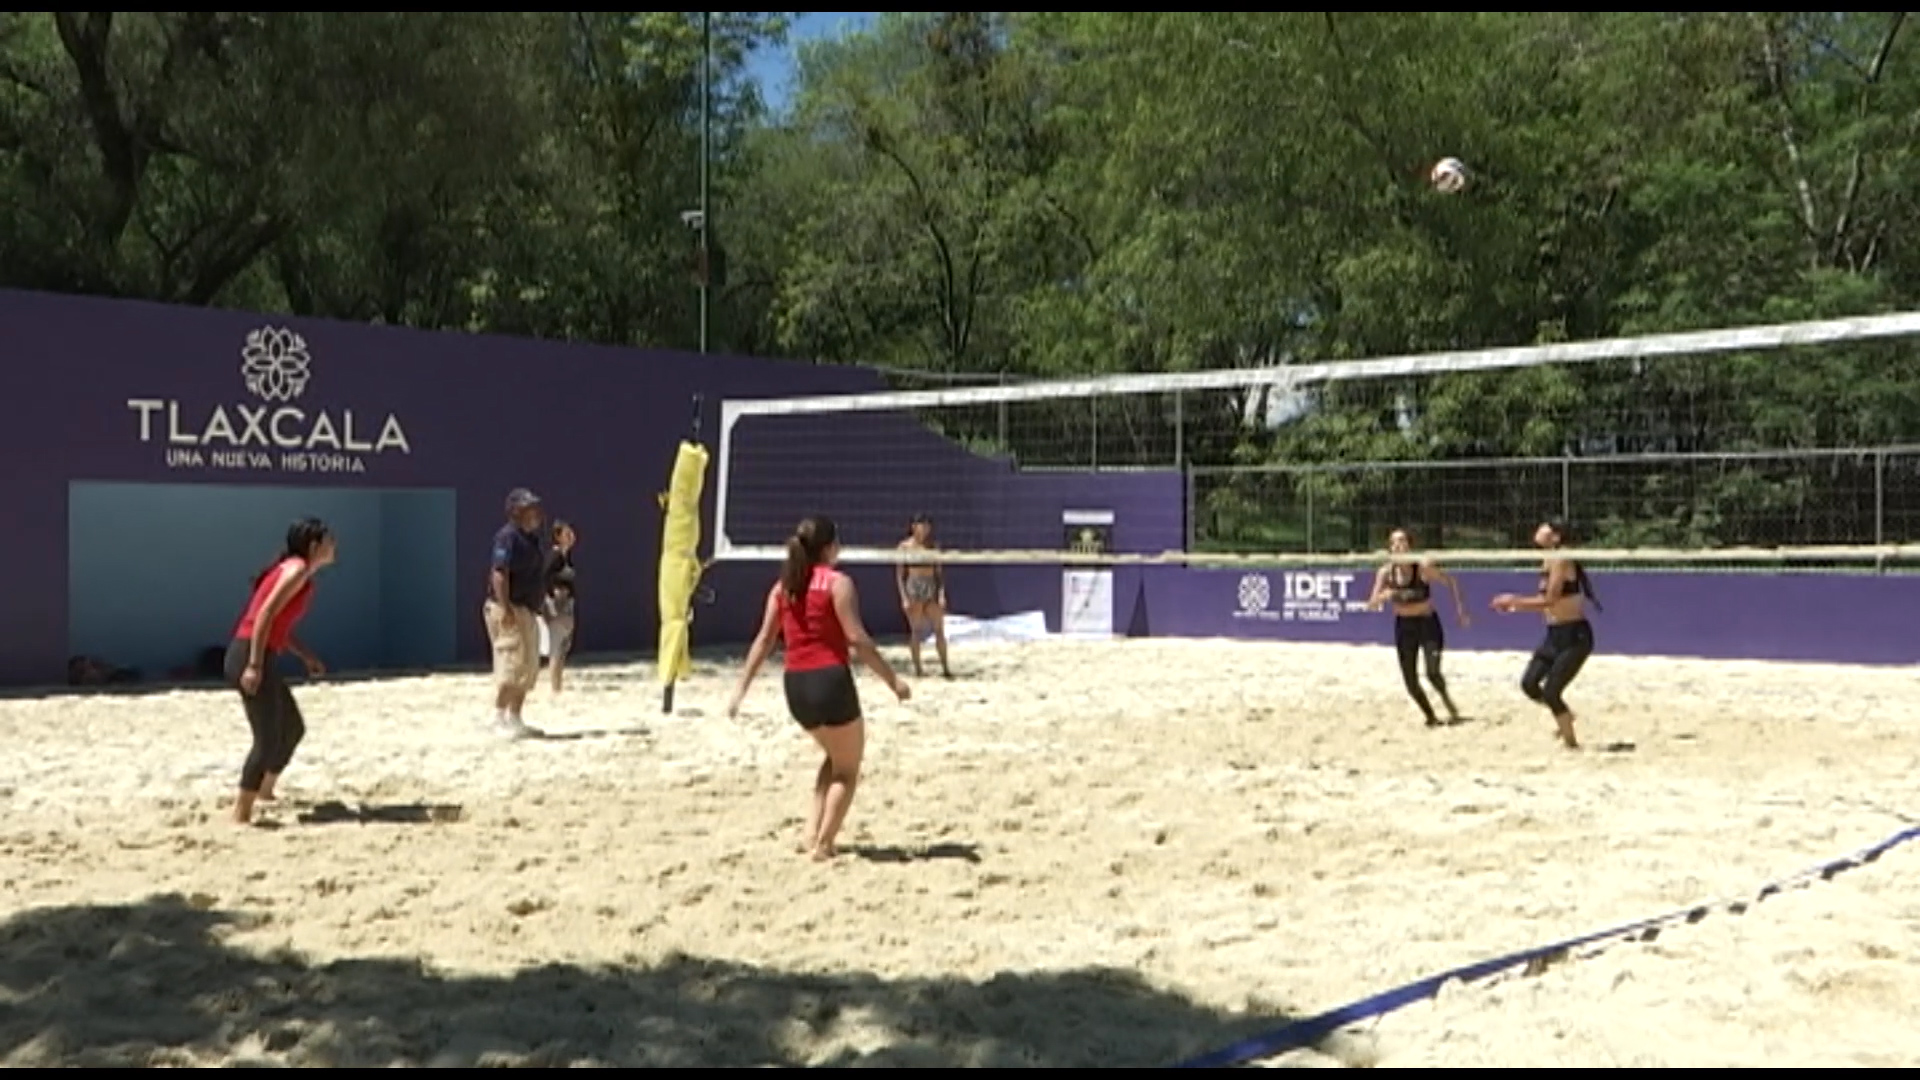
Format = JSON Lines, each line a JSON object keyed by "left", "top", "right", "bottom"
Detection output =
{"left": 761, "top": 13, "right": 1073, "bottom": 375}
{"left": 0, "top": 11, "right": 789, "bottom": 351}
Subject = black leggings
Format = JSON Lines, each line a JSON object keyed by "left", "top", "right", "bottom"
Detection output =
{"left": 225, "top": 639, "right": 306, "bottom": 793}
{"left": 1394, "top": 613, "right": 1458, "bottom": 724}
{"left": 1521, "top": 619, "right": 1594, "bottom": 717}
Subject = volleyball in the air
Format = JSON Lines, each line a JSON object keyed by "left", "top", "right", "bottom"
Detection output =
{"left": 1429, "top": 157, "right": 1468, "bottom": 193}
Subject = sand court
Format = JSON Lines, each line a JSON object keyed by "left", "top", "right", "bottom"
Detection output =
{"left": 2, "top": 637, "right": 1918, "bottom": 1067}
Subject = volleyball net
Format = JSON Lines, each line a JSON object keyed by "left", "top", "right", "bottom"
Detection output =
{"left": 711, "top": 311, "right": 1920, "bottom": 571}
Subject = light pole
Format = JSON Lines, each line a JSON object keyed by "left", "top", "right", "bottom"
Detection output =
{"left": 697, "top": 9, "right": 711, "bottom": 355}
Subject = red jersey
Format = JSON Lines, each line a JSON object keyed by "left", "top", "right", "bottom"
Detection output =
{"left": 780, "top": 564, "right": 850, "bottom": 672}
{"left": 233, "top": 557, "right": 315, "bottom": 653}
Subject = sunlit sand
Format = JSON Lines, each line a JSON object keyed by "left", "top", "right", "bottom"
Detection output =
{"left": 2, "top": 638, "right": 1916, "bottom": 1067}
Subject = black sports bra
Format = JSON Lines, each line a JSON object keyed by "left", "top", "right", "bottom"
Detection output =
{"left": 1540, "top": 562, "right": 1581, "bottom": 597}
{"left": 1388, "top": 563, "right": 1430, "bottom": 604}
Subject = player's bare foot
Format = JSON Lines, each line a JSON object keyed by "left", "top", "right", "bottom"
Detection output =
{"left": 810, "top": 844, "right": 838, "bottom": 862}
{"left": 1555, "top": 713, "right": 1579, "bottom": 749}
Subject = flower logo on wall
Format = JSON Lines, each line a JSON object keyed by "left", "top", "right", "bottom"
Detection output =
{"left": 241, "top": 327, "right": 313, "bottom": 402}
{"left": 1236, "top": 573, "right": 1271, "bottom": 614}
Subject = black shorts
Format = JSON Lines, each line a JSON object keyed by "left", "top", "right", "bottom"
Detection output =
{"left": 783, "top": 665, "right": 862, "bottom": 730}
{"left": 1535, "top": 618, "right": 1595, "bottom": 661}
{"left": 1394, "top": 612, "right": 1443, "bottom": 650}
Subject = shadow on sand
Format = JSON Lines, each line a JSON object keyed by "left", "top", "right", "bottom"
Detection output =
{"left": 0, "top": 650, "right": 659, "bottom": 703}
{"left": 292, "top": 800, "right": 467, "bottom": 826}
{"left": 7, "top": 642, "right": 962, "bottom": 704}
{"left": 0, "top": 895, "right": 1295, "bottom": 1067}
{"left": 844, "top": 842, "right": 983, "bottom": 865}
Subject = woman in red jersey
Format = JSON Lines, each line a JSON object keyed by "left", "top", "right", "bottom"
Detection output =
{"left": 227, "top": 517, "right": 336, "bottom": 824}
{"left": 728, "top": 515, "right": 910, "bottom": 861}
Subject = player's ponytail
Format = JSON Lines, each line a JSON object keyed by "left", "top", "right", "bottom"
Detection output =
{"left": 780, "top": 515, "right": 840, "bottom": 604}
{"left": 780, "top": 535, "right": 810, "bottom": 604}
{"left": 1579, "top": 566, "right": 1603, "bottom": 612}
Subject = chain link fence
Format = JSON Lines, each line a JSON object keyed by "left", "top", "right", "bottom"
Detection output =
{"left": 802, "top": 355, "right": 1920, "bottom": 567}
{"left": 1190, "top": 446, "right": 1920, "bottom": 565}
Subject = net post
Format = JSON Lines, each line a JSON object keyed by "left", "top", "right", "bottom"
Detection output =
{"left": 663, "top": 392, "right": 705, "bottom": 716}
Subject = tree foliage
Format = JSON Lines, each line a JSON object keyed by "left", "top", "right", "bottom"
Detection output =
{"left": 5, "top": 12, "right": 1920, "bottom": 547}
{"left": 0, "top": 11, "right": 786, "bottom": 342}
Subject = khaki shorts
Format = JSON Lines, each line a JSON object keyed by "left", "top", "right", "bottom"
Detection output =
{"left": 484, "top": 600, "right": 540, "bottom": 692}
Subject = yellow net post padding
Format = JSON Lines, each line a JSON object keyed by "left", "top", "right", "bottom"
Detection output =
{"left": 656, "top": 438, "right": 710, "bottom": 714}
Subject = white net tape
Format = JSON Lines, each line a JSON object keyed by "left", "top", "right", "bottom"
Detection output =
{"left": 702, "top": 544, "right": 1920, "bottom": 569}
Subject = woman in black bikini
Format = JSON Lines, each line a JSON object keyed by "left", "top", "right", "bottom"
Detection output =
{"left": 1366, "top": 527, "right": 1468, "bottom": 727}
{"left": 1491, "top": 519, "right": 1600, "bottom": 749}
{"left": 543, "top": 520, "right": 578, "bottom": 695}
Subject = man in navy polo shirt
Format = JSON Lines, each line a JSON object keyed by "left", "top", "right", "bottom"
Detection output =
{"left": 485, "top": 487, "right": 548, "bottom": 739}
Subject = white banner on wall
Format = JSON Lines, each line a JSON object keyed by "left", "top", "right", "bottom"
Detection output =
{"left": 1231, "top": 569, "right": 1365, "bottom": 624}
{"left": 1061, "top": 509, "right": 1115, "bottom": 638}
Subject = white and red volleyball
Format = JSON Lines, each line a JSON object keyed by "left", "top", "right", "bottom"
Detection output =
{"left": 1429, "top": 157, "right": 1468, "bottom": 193}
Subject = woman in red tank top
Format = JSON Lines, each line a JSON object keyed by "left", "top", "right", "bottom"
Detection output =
{"left": 728, "top": 515, "right": 910, "bottom": 861}
{"left": 227, "top": 517, "right": 337, "bottom": 824}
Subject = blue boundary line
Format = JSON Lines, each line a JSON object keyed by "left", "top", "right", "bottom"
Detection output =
{"left": 1172, "top": 823, "right": 1920, "bottom": 1068}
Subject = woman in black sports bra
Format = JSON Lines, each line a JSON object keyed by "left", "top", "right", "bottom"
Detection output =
{"left": 1366, "top": 527, "right": 1469, "bottom": 727}
{"left": 1491, "top": 519, "right": 1600, "bottom": 749}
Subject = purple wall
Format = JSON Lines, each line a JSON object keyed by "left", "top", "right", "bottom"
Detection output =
{"left": 0, "top": 288, "right": 1176, "bottom": 687}
{"left": 0, "top": 288, "right": 894, "bottom": 685}
{"left": 720, "top": 407, "right": 1185, "bottom": 636}
{"left": 5, "top": 286, "right": 1909, "bottom": 685}
{"left": 1121, "top": 567, "right": 1920, "bottom": 666}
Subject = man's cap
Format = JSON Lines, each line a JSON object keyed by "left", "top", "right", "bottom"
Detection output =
{"left": 505, "top": 488, "right": 542, "bottom": 513}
